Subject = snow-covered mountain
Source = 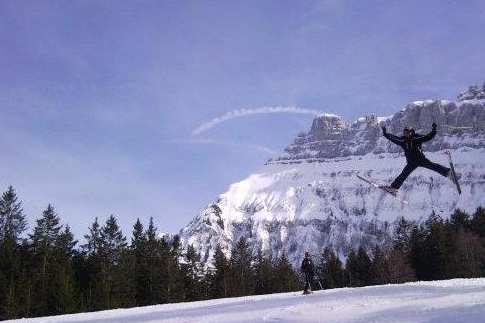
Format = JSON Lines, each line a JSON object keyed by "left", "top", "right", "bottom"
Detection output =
{"left": 180, "top": 84, "right": 485, "bottom": 266}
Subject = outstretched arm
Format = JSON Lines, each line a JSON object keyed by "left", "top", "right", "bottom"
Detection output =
{"left": 414, "top": 123, "right": 437, "bottom": 144}
{"left": 382, "top": 126, "right": 404, "bottom": 146}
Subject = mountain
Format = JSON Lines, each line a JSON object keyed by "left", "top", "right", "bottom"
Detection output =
{"left": 180, "top": 83, "right": 485, "bottom": 266}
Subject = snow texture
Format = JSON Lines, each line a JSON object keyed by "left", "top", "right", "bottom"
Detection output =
{"left": 9, "top": 278, "right": 485, "bottom": 323}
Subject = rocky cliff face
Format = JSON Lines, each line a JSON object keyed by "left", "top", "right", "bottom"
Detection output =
{"left": 274, "top": 98, "right": 485, "bottom": 163}
{"left": 180, "top": 84, "right": 485, "bottom": 267}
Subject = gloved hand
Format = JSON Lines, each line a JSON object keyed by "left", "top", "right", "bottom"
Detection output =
{"left": 432, "top": 123, "right": 437, "bottom": 130}
{"left": 381, "top": 126, "right": 387, "bottom": 134}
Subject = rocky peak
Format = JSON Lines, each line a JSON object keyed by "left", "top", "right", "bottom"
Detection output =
{"left": 457, "top": 83, "right": 485, "bottom": 101}
{"left": 309, "top": 114, "right": 347, "bottom": 139}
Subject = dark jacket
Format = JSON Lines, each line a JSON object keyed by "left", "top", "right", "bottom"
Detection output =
{"left": 383, "top": 127, "right": 436, "bottom": 164}
{"left": 301, "top": 257, "right": 314, "bottom": 274}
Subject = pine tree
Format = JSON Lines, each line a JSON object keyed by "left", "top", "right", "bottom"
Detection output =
{"left": 0, "top": 246, "right": 20, "bottom": 319}
{"left": 29, "top": 204, "right": 63, "bottom": 316}
{"left": 81, "top": 218, "right": 103, "bottom": 311}
{"left": 450, "top": 209, "right": 470, "bottom": 231}
{"left": 83, "top": 218, "right": 102, "bottom": 255}
{"left": 131, "top": 219, "right": 146, "bottom": 254}
{"left": 167, "top": 235, "right": 185, "bottom": 303}
{"left": 229, "top": 237, "right": 254, "bottom": 297}
{"left": 156, "top": 234, "right": 171, "bottom": 303}
{"left": 208, "top": 244, "right": 230, "bottom": 298}
{"left": 12, "top": 240, "right": 34, "bottom": 319}
{"left": 393, "top": 217, "right": 414, "bottom": 254}
{"left": 145, "top": 218, "right": 169, "bottom": 304}
{"left": 428, "top": 214, "right": 453, "bottom": 279}
{"left": 318, "top": 247, "right": 344, "bottom": 289}
{"left": 450, "top": 229, "right": 482, "bottom": 278}
{"left": 470, "top": 208, "right": 485, "bottom": 275}
{"left": 387, "top": 248, "right": 415, "bottom": 283}
{"left": 273, "top": 252, "right": 300, "bottom": 292}
{"left": 410, "top": 214, "right": 451, "bottom": 280}
{"left": 409, "top": 225, "right": 426, "bottom": 280}
{"left": 112, "top": 248, "right": 136, "bottom": 308}
{"left": 182, "top": 245, "right": 204, "bottom": 301}
{"left": 0, "top": 186, "right": 26, "bottom": 319}
{"left": 345, "top": 247, "right": 371, "bottom": 287}
{"left": 252, "top": 249, "right": 273, "bottom": 295}
{"left": 0, "top": 186, "right": 27, "bottom": 243}
{"left": 470, "top": 207, "right": 485, "bottom": 238}
{"left": 369, "top": 246, "right": 389, "bottom": 285}
{"left": 52, "top": 225, "right": 78, "bottom": 314}
{"left": 30, "top": 205, "right": 61, "bottom": 249}
{"left": 98, "top": 215, "right": 128, "bottom": 309}
{"left": 131, "top": 218, "right": 148, "bottom": 306}
{"left": 100, "top": 215, "right": 127, "bottom": 264}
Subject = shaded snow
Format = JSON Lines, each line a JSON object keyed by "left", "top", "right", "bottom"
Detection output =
{"left": 10, "top": 279, "right": 485, "bottom": 323}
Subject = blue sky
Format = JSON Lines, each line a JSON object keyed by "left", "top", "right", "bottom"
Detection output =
{"left": 1, "top": 0, "right": 484, "bottom": 237}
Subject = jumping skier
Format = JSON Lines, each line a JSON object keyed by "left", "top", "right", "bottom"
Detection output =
{"left": 381, "top": 123, "right": 457, "bottom": 195}
{"left": 301, "top": 251, "right": 314, "bottom": 295}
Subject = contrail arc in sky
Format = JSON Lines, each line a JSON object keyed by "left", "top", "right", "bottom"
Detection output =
{"left": 192, "top": 106, "right": 335, "bottom": 136}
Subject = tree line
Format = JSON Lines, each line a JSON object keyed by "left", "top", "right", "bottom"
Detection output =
{"left": 316, "top": 208, "right": 485, "bottom": 289}
{"left": 1, "top": 185, "right": 484, "bottom": 320}
{"left": 0, "top": 186, "right": 300, "bottom": 320}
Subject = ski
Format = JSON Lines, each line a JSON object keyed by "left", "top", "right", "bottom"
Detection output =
{"left": 444, "top": 125, "right": 474, "bottom": 130}
{"left": 445, "top": 151, "right": 462, "bottom": 195}
{"left": 356, "top": 174, "right": 409, "bottom": 205}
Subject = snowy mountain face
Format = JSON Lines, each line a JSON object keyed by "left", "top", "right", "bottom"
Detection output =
{"left": 180, "top": 85, "right": 485, "bottom": 267}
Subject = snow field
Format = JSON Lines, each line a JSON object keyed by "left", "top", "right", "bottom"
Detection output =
{"left": 9, "top": 278, "right": 485, "bottom": 323}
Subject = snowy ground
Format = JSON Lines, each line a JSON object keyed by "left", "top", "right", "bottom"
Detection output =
{"left": 9, "top": 279, "right": 485, "bottom": 323}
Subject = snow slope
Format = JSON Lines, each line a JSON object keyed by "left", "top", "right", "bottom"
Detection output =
{"left": 10, "top": 278, "right": 485, "bottom": 323}
{"left": 182, "top": 148, "right": 485, "bottom": 267}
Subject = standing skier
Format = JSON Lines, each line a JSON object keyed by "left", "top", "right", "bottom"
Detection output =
{"left": 301, "top": 251, "right": 314, "bottom": 294}
{"left": 381, "top": 123, "right": 455, "bottom": 194}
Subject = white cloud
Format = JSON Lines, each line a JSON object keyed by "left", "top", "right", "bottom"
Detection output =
{"left": 192, "top": 106, "right": 333, "bottom": 136}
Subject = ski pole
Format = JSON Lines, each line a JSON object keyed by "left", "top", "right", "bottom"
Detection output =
{"left": 314, "top": 274, "right": 323, "bottom": 290}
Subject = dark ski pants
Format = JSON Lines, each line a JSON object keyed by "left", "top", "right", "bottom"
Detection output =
{"left": 391, "top": 158, "right": 450, "bottom": 189}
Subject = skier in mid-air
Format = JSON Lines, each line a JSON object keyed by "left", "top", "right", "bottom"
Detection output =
{"left": 301, "top": 251, "right": 314, "bottom": 294}
{"left": 381, "top": 123, "right": 457, "bottom": 195}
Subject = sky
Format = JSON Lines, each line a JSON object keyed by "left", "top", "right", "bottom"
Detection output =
{"left": 1, "top": 0, "right": 485, "bottom": 238}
